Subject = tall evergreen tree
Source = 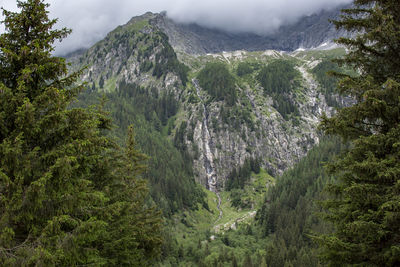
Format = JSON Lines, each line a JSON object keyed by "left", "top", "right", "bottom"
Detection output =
{"left": 317, "top": 1, "right": 400, "bottom": 266}
{"left": 0, "top": 1, "right": 162, "bottom": 265}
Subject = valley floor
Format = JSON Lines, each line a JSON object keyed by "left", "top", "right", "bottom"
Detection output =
{"left": 160, "top": 169, "right": 274, "bottom": 266}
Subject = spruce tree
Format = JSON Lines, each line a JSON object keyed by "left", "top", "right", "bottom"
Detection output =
{"left": 0, "top": 0, "right": 162, "bottom": 265}
{"left": 317, "top": 1, "right": 400, "bottom": 266}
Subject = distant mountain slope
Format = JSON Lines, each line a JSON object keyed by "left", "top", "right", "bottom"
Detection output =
{"left": 146, "top": 5, "right": 349, "bottom": 54}
{"left": 68, "top": 8, "right": 352, "bottom": 193}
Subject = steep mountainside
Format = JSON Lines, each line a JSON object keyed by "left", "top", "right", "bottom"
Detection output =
{"left": 65, "top": 12, "right": 354, "bottom": 265}
{"left": 150, "top": 5, "right": 349, "bottom": 54}
{"left": 69, "top": 14, "right": 346, "bottom": 192}
{"left": 176, "top": 50, "right": 340, "bottom": 189}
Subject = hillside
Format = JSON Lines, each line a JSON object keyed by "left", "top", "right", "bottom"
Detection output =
{"left": 4, "top": 0, "right": 400, "bottom": 266}
{"left": 69, "top": 13, "right": 346, "bottom": 186}
{"left": 67, "top": 12, "right": 349, "bottom": 265}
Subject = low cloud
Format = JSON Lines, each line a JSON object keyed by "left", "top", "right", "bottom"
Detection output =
{"left": 167, "top": 0, "right": 351, "bottom": 35}
{"left": 0, "top": 0, "right": 352, "bottom": 55}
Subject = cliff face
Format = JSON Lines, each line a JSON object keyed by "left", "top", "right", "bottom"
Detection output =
{"left": 175, "top": 52, "right": 335, "bottom": 188}
{"left": 69, "top": 12, "right": 343, "bottom": 190}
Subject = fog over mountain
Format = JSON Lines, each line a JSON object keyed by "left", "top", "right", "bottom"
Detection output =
{"left": 0, "top": 0, "right": 352, "bottom": 55}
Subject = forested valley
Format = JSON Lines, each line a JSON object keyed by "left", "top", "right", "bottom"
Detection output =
{"left": 1, "top": 0, "right": 399, "bottom": 266}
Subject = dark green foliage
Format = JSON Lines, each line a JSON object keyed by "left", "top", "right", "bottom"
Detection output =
{"left": 158, "top": 139, "right": 344, "bottom": 266}
{"left": 220, "top": 104, "right": 255, "bottom": 132}
{"left": 76, "top": 82, "right": 205, "bottom": 216}
{"left": 236, "top": 62, "right": 253, "bottom": 77}
{"left": 139, "top": 60, "right": 153, "bottom": 72}
{"left": 256, "top": 138, "right": 344, "bottom": 267}
{"left": 257, "top": 60, "right": 298, "bottom": 95}
{"left": 198, "top": 62, "right": 237, "bottom": 106}
{"left": 174, "top": 121, "right": 188, "bottom": 152}
{"left": 243, "top": 252, "right": 253, "bottom": 267}
{"left": 257, "top": 60, "right": 300, "bottom": 119}
{"left": 99, "top": 75, "right": 105, "bottom": 88}
{"left": 226, "top": 157, "right": 261, "bottom": 192}
{"left": 152, "top": 32, "right": 189, "bottom": 86}
{"left": 317, "top": 1, "right": 400, "bottom": 265}
{"left": 311, "top": 60, "right": 341, "bottom": 107}
{"left": 117, "top": 81, "right": 178, "bottom": 126}
{"left": 160, "top": 223, "right": 266, "bottom": 266}
{"left": 272, "top": 94, "right": 300, "bottom": 120}
{"left": 311, "top": 61, "right": 340, "bottom": 94}
{"left": 0, "top": 1, "right": 162, "bottom": 265}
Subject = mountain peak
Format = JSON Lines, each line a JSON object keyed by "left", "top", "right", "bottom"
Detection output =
{"left": 143, "top": 5, "right": 348, "bottom": 54}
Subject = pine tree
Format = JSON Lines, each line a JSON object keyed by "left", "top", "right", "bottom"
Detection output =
{"left": 317, "top": 1, "right": 400, "bottom": 266}
{"left": 242, "top": 252, "right": 253, "bottom": 267}
{"left": 0, "top": 1, "right": 162, "bottom": 265}
{"left": 231, "top": 252, "right": 238, "bottom": 267}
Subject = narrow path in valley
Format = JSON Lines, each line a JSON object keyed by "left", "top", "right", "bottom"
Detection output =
{"left": 214, "top": 192, "right": 222, "bottom": 224}
{"left": 192, "top": 79, "right": 223, "bottom": 223}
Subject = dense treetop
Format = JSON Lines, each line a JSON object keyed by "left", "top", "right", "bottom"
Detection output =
{"left": 197, "top": 62, "right": 237, "bottom": 106}
{"left": 0, "top": 1, "right": 162, "bottom": 265}
{"left": 318, "top": 1, "right": 400, "bottom": 266}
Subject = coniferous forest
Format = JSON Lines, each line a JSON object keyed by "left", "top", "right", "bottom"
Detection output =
{"left": 1, "top": 0, "right": 400, "bottom": 266}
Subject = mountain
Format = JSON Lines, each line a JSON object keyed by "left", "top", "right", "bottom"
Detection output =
{"left": 67, "top": 5, "right": 348, "bottom": 58}
{"left": 68, "top": 10, "right": 350, "bottom": 192}
{"left": 149, "top": 5, "right": 348, "bottom": 54}
{"left": 65, "top": 7, "right": 354, "bottom": 265}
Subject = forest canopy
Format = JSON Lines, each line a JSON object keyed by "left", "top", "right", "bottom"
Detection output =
{"left": 0, "top": 1, "right": 162, "bottom": 265}
{"left": 198, "top": 62, "right": 237, "bottom": 106}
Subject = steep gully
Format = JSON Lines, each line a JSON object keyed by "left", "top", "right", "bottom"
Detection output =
{"left": 192, "top": 79, "right": 223, "bottom": 223}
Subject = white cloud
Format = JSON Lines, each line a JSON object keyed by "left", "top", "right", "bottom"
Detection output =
{"left": 0, "top": 0, "right": 352, "bottom": 55}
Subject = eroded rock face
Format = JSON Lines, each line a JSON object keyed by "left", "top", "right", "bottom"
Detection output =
{"left": 181, "top": 61, "right": 335, "bottom": 188}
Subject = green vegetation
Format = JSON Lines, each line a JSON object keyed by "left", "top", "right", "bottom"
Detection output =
{"left": 76, "top": 83, "right": 206, "bottom": 216}
{"left": 127, "top": 18, "right": 149, "bottom": 32}
{"left": 317, "top": 1, "right": 400, "bottom": 266}
{"left": 226, "top": 157, "right": 261, "bottom": 191}
{"left": 311, "top": 60, "right": 341, "bottom": 106}
{"left": 228, "top": 168, "right": 273, "bottom": 210}
{"left": 4, "top": 1, "right": 399, "bottom": 266}
{"left": 198, "top": 62, "right": 237, "bottom": 106}
{"left": 257, "top": 60, "right": 300, "bottom": 120}
{"left": 81, "top": 22, "right": 189, "bottom": 91}
{"left": 236, "top": 62, "right": 254, "bottom": 77}
{"left": 311, "top": 61, "right": 340, "bottom": 94}
{"left": 257, "top": 60, "right": 298, "bottom": 95}
{"left": 0, "top": 1, "right": 162, "bottom": 265}
{"left": 158, "top": 138, "right": 343, "bottom": 266}
{"left": 159, "top": 172, "right": 271, "bottom": 266}
{"left": 220, "top": 104, "right": 255, "bottom": 132}
{"left": 153, "top": 32, "right": 189, "bottom": 85}
{"left": 256, "top": 138, "right": 344, "bottom": 266}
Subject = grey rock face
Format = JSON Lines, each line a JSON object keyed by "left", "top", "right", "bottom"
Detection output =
{"left": 150, "top": 5, "right": 349, "bottom": 54}
{"left": 181, "top": 58, "right": 335, "bottom": 187}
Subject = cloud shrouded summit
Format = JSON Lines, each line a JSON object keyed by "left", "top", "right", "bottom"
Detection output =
{"left": 0, "top": 0, "right": 352, "bottom": 55}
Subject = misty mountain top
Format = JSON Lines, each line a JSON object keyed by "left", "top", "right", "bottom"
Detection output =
{"left": 1, "top": 0, "right": 352, "bottom": 55}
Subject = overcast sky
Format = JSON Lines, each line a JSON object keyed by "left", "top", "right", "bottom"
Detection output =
{"left": 1, "top": 0, "right": 352, "bottom": 55}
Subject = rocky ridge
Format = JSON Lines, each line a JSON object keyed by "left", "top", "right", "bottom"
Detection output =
{"left": 149, "top": 5, "right": 349, "bottom": 55}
